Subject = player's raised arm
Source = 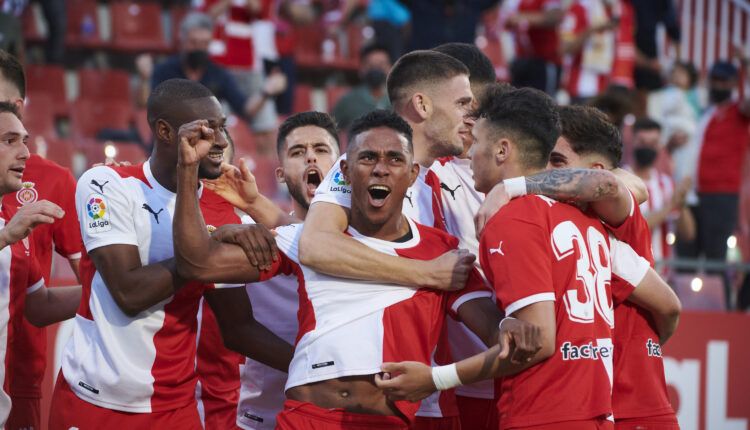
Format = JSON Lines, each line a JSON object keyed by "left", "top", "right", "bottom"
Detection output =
{"left": 204, "top": 288, "right": 294, "bottom": 372}
{"left": 174, "top": 119, "right": 274, "bottom": 284}
{"left": 299, "top": 201, "right": 475, "bottom": 291}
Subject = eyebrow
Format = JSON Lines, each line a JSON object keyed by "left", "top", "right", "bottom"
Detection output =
{"left": 457, "top": 96, "right": 473, "bottom": 105}
{"left": 0, "top": 132, "right": 25, "bottom": 140}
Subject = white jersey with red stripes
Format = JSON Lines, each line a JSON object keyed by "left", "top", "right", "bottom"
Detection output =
{"left": 63, "top": 161, "right": 230, "bottom": 413}
{"left": 640, "top": 171, "right": 674, "bottom": 263}
{"left": 0, "top": 208, "right": 46, "bottom": 426}
{"left": 430, "top": 156, "right": 497, "bottom": 400}
{"left": 269, "top": 220, "right": 492, "bottom": 424}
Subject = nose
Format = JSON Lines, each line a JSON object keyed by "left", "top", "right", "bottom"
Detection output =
{"left": 464, "top": 115, "right": 476, "bottom": 128}
{"left": 305, "top": 147, "right": 318, "bottom": 164}
{"left": 215, "top": 128, "right": 229, "bottom": 149}
{"left": 372, "top": 157, "right": 389, "bottom": 177}
{"left": 19, "top": 140, "right": 30, "bottom": 161}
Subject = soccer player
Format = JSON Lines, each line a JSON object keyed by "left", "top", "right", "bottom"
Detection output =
{"left": 172, "top": 110, "right": 543, "bottom": 430}
{"left": 547, "top": 105, "right": 679, "bottom": 428}
{"left": 0, "top": 102, "right": 82, "bottom": 427}
{"left": 198, "top": 111, "right": 342, "bottom": 429}
{"left": 375, "top": 86, "right": 681, "bottom": 430}
{"left": 0, "top": 50, "right": 83, "bottom": 430}
{"left": 48, "top": 79, "right": 286, "bottom": 429}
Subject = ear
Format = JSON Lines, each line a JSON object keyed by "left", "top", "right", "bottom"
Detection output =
{"left": 275, "top": 166, "right": 285, "bottom": 184}
{"left": 340, "top": 158, "right": 349, "bottom": 182}
{"left": 408, "top": 162, "right": 419, "bottom": 187}
{"left": 156, "top": 119, "right": 173, "bottom": 144}
{"left": 410, "top": 93, "right": 431, "bottom": 121}
{"left": 494, "top": 138, "right": 511, "bottom": 165}
{"left": 12, "top": 98, "right": 24, "bottom": 113}
{"left": 590, "top": 162, "right": 607, "bottom": 170}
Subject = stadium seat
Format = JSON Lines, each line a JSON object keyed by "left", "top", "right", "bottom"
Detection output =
{"left": 246, "top": 155, "right": 279, "bottom": 197}
{"left": 77, "top": 68, "right": 132, "bottom": 104}
{"left": 110, "top": 1, "right": 170, "bottom": 52}
{"left": 38, "top": 137, "right": 75, "bottom": 169}
{"left": 293, "top": 84, "right": 313, "bottom": 114}
{"left": 170, "top": 5, "right": 190, "bottom": 48}
{"left": 21, "top": 5, "right": 44, "bottom": 43}
{"left": 109, "top": 142, "right": 148, "bottom": 164}
{"left": 69, "top": 99, "right": 133, "bottom": 142}
{"left": 25, "top": 65, "right": 67, "bottom": 114}
{"left": 672, "top": 273, "right": 726, "bottom": 310}
{"left": 226, "top": 117, "right": 257, "bottom": 158}
{"left": 23, "top": 93, "right": 57, "bottom": 139}
{"left": 65, "top": 0, "right": 107, "bottom": 49}
{"left": 293, "top": 24, "right": 325, "bottom": 68}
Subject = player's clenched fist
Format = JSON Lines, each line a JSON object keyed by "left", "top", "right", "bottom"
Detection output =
{"left": 0, "top": 200, "right": 64, "bottom": 249}
{"left": 211, "top": 223, "right": 279, "bottom": 271}
{"left": 422, "top": 249, "right": 475, "bottom": 291}
{"left": 177, "top": 119, "right": 215, "bottom": 166}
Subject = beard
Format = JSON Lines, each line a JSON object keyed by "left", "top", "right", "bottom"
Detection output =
{"left": 198, "top": 163, "right": 222, "bottom": 180}
{"left": 285, "top": 179, "right": 311, "bottom": 211}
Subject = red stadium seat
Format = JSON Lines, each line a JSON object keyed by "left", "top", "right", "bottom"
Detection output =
{"left": 70, "top": 99, "right": 133, "bottom": 142}
{"left": 21, "top": 5, "right": 44, "bottom": 42}
{"left": 34, "top": 137, "right": 75, "bottom": 169}
{"left": 25, "top": 65, "right": 67, "bottom": 115}
{"left": 77, "top": 68, "right": 132, "bottom": 104}
{"left": 226, "top": 117, "right": 257, "bottom": 159}
{"left": 65, "top": 0, "right": 107, "bottom": 49}
{"left": 246, "top": 155, "right": 279, "bottom": 197}
{"left": 109, "top": 143, "right": 148, "bottom": 164}
{"left": 293, "top": 84, "right": 313, "bottom": 114}
{"left": 23, "top": 93, "right": 57, "bottom": 139}
{"left": 326, "top": 85, "right": 350, "bottom": 111}
{"left": 110, "top": 1, "right": 170, "bottom": 52}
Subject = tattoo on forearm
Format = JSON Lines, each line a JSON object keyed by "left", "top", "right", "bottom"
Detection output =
{"left": 525, "top": 169, "right": 618, "bottom": 202}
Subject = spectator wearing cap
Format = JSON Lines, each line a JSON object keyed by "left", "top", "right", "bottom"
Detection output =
{"left": 332, "top": 45, "right": 392, "bottom": 131}
{"left": 684, "top": 61, "right": 750, "bottom": 266}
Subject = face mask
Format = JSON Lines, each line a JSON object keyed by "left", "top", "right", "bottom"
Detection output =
{"left": 184, "top": 50, "right": 210, "bottom": 70}
{"left": 709, "top": 87, "right": 732, "bottom": 104}
{"left": 363, "top": 68, "right": 387, "bottom": 90}
{"left": 633, "top": 147, "right": 658, "bottom": 167}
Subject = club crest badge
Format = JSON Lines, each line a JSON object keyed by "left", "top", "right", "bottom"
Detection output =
{"left": 16, "top": 182, "right": 38, "bottom": 206}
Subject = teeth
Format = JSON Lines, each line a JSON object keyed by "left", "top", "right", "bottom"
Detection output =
{"left": 369, "top": 185, "right": 390, "bottom": 191}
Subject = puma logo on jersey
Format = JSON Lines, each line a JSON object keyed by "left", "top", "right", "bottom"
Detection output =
{"left": 489, "top": 242, "right": 504, "bottom": 256}
{"left": 405, "top": 192, "right": 414, "bottom": 207}
{"left": 440, "top": 182, "right": 462, "bottom": 200}
{"left": 90, "top": 179, "right": 109, "bottom": 194}
{"left": 142, "top": 203, "right": 164, "bottom": 223}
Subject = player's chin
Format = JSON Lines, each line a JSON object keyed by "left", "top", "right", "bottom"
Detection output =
{"left": 4, "top": 176, "right": 22, "bottom": 193}
{"left": 197, "top": 164, "right": 223, "bottom": 180}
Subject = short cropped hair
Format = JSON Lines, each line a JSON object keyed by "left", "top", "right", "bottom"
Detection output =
{"left": 347, "top": 109, "right": 413, "bottom": 155}
{"left": 432, "top": 43, "right": 496, "bottom": 86}
{"left": 0, "top": 101, "right": 20, "bottom": 118}
{"left": 0, "top": 50, "right": 25, "bottom": 99}
{"left": 180, "top": 12, "right": 213, "bottom": 41}
{"left": 633, "top": 117, "right": 662, "bottom": 133}
{"left": 277, "top": 111, "right": 340, "bottom": 157}
{"left": 360, "top": 44, "right": 391, "bottom": 63}
{"left": 474, "top": 84, "right": 560, "bottom": 169}
{"left": 146, "top": 78, "right": 214, "bottom": 128}
{"left": 386, "top": 50, "right": 468, "bottom": 106}
{"left": 559, "top": 105, "right": 622, "bottom": 168}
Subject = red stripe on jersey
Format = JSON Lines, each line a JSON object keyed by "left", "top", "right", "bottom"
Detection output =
{"left": 111, "top": 164, "right": 152, "bottom": 188}
{"left": 76, "top": 251, "right": 96, "bottom": 320}
{"left": 425, "top": 170, "right": 448, "bottom": 232}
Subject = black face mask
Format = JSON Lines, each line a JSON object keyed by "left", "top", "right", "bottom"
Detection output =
{"left": 709, "top": 87, "right": 733, "bottom": 104}
{"left": 363, "top": 68, "right": 387, "bottom": 90}
{"left": 184, "top": 50, "right": 210, "bottom": 70}
{"left": 634, "top": 147, "right": 658, "bottom": 167}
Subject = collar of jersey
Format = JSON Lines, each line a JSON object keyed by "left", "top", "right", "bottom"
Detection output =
{"left": 347, "top": 216, "right": 420, "bottom": 253}
{"left": 143, "top": 158, "right": 204, "bottom": 199}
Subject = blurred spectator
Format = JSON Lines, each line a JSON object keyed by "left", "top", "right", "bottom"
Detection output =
{"left": 687, "top": 61, "right": 750, "bottom": 264}
{"left": 560, "top": 0, "right": 619, "bottom": 104}
{"left": 590, "top": 84, "right": 634, "bottom": 129}
{"left": 405, "top": 0, "right": 499, "bottom": 51}
{"left": 648, "top": 61, "right": 702, "bottom": 203}
{"left": 367, "top": 0, "right": 410, "bottom": 61}
{"left": 141, "top": 12, "right": 285, "bottom": 144}
{"left": 631, "top": 118, "right": 695, "bottom": 270}
{"left": 503, "top": 0, "right": 564, "bottom": 95}
{"left": 631, "top": 0, "right": 680, "bottom": 114}
{"left": 331, "top": 44, "right": 391, "bottom": 131}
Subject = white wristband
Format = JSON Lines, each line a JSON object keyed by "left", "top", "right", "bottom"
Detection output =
{"left": 431, "top": 363, "right": 462, "bottom": 391}
{"left": 498, "top": 316, "right": 516, "bottom": 332}
{"left": 503, "top": 177, "right": 527, "bottom": 199}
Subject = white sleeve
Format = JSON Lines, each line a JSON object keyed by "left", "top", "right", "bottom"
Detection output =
{"left": 273, "top": 224, "right": 303, "bottom": 265}
{"left": 610, "top": 237, "right": 650, "bottom": 288}
{"left": 310, "top": 154, "right": 351, "bottom": 209}
{"left": 76, "top": 166, "right": 138, "bottom": 252}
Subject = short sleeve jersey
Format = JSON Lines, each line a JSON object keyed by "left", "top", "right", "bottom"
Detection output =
{"left": 606, "top": 193, "right": 676, "bottom": 420}
{"left": 1, "top": 154, "right": 83, "bottom": 398}
{"left": 479, "top": 195, "right": 649, "bottom": 428}
{"left": 62, "top": 160, "right": 241, "bottom": 413}
{"left": 0, "top": 205, "right": 46, "bottom": 426}
{"left": 268, "top": 219, "right": 492, "bottom": 424}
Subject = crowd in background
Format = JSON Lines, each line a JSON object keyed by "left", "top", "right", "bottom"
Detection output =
{"left": 0, "top": 0, "right": 748, "bottom": 310}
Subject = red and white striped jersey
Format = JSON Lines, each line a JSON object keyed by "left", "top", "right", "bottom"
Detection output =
{"left": 430, "top": 157, "right": 497, "bottom": 400}
{"left": 313, "top": 154, "right": 447, "bottom": 231}
{"left": 63, "top": 160, "right": 239, "bottom": 414}
{"left": 270, "top": 220, "right": 492, "bottom": 424}
{"left": 639, "top": 171, "right": 674, "bottom": 264}
{"left": 0, "top": 206, "right": 46, "bottom": 427}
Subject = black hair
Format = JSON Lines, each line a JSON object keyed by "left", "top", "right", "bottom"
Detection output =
{"left": 386, "top": 50, "right": 469, "bottom": 106}
{"left": 347, "top": 109, "right": 413, "bottom": 154}
{"left": 633, "top": 117, "right": 662, "bottom": 133}
{"left": 359, "top": 44, "right": 392, "bottom": 63}
{"left": 0, "top": 50, "right": 25, "bottom": 99}
{"left": 559, "top": 105, "right": 622, "bottom": 167}
{"left": 146, "top": 78, "right": 214, "bottom": 128}
{"left": 277, "top": 111, "right": 340, "bottom": 157}
{"left": 674, "top": 61, "right": 699, "bottom": 87}
{"left": 0, "top": 101, "right": 20, "bottom": 118}
{"left": 432, "top": 42, "right": 496, "bottom": 86}
{"left": 474, "top": 84, "right": 560, "bottom": 169}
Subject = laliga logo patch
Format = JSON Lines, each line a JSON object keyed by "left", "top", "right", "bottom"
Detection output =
{"left": 15, "top": 181, "right": 38, "bottom": 206}
{"left": 332, "top": 171, "right": 349, "bottom": 186}
{"left": 86, "top": 194, "right": 112, "bottom": 233}
{"left": 207, "top": 224, "right": 217, "bottom": 234}
{"left": 329, "top": 171, "right": 351, "bottom": 194}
